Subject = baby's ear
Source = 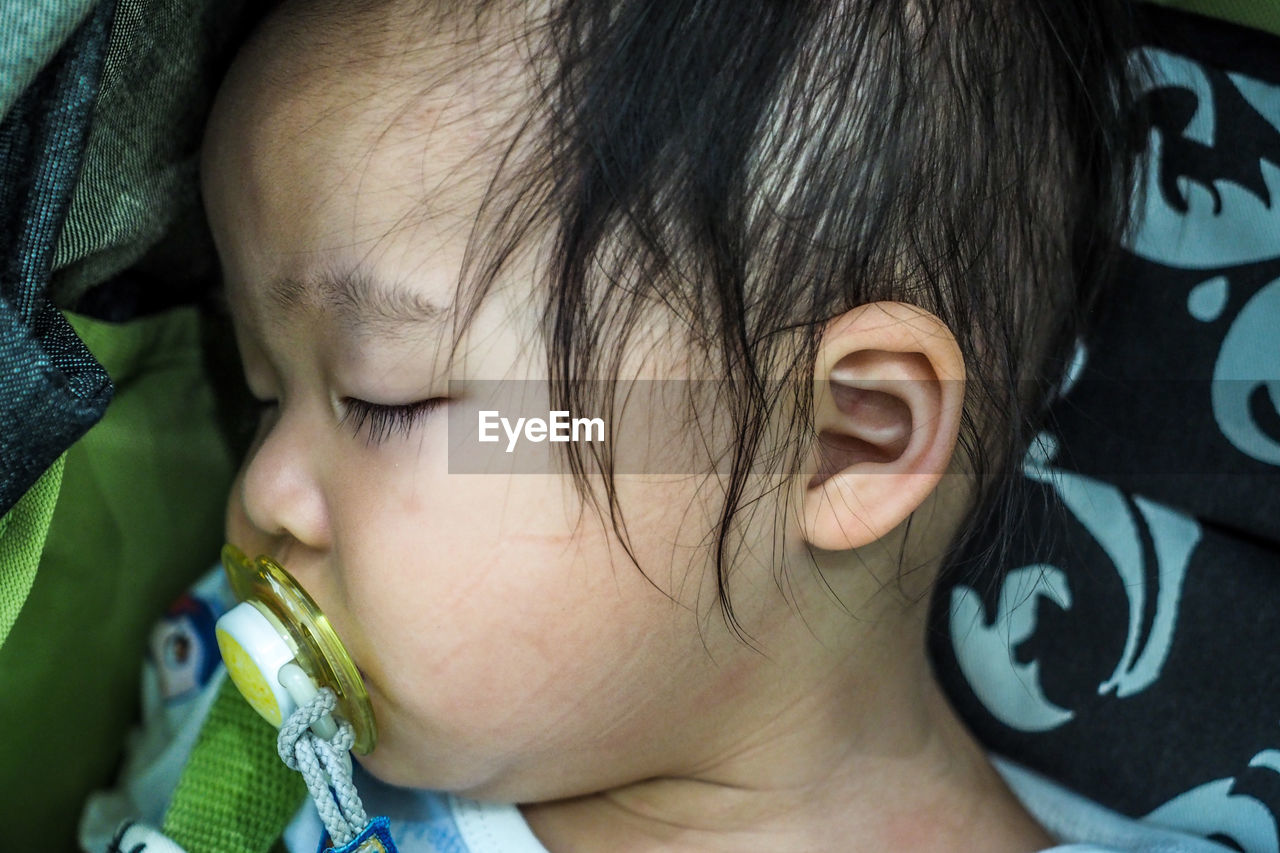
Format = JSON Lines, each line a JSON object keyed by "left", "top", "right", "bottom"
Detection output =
{"left": 799, "top": 302, "right": 965, "bottom": 552}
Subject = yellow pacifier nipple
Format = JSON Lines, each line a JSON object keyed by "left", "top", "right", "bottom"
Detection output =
{"left": 215, "top": 545, "right": 377, "bottom": 754}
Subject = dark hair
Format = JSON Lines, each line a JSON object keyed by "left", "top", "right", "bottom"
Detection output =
{"left": 435, "top": 0, "right": 1141, "bottom": 630}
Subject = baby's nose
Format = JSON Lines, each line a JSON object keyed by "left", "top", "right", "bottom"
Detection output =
{"left": 236, "top": 409, "right": 331, "bottom": 551}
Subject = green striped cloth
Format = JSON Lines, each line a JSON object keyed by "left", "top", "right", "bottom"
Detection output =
{"left": 164, "top": 678, "right": 306, "bottom": 853}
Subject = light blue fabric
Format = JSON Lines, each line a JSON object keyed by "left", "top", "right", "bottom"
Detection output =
{"left": 993, "top": 758, "right": 1236, "bottom": 853}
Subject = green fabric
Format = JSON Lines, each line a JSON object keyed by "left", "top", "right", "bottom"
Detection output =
{"left": 0, "top": 308, "right": 236, "bottom": 850}
{"left": 1143, "top": 0, "right": 1280, "bottom": 36}
{"left": 0, "top": 0, "right": 95, "bottom": 121}
{"left": 0, "top": 455, "right": 65, "bottom": 646}
{"left": 50, "top": 0, "right": 255, "bottom": 306}
{"left": 165, "top": 678, "right": 307, "bottom": 853}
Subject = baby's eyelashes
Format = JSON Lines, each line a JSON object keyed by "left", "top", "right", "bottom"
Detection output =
{"left": 338, "top": 397, "right": 448, "bottom": 446}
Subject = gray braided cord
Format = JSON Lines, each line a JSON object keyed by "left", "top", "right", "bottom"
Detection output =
{"left": 277, "top": 688, "right": 370, "bottom": 846}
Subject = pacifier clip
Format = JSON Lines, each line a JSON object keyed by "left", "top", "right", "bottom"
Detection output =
{"left": 210, "top": 546, "right": 387, "bottom": 849}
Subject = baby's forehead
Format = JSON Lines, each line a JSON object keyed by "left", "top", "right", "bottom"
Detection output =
{"left": 203, "top": 1, "right": 533, "bottom": 231}
{"left": 225, "top": 0, "right": 526, "bottom": 113}
{"left": 216, "top": 16, "right": 441, "bottom": 137}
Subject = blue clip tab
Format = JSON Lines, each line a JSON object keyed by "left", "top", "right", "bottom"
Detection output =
{"left": 321, "top": 816, "right": 399, "bottom": 853}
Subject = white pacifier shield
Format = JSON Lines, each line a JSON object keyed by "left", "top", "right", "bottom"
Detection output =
{"left": 215, "top": 601, "right": 298, "bottom": 727}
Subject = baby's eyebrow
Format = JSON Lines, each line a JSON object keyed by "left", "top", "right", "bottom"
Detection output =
{"left": 269, "top": 266, "right": 450, "bottom": 339}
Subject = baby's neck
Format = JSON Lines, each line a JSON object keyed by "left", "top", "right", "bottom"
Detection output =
{"left": 521, "top": 653, "right": 1052, "bottom": 853}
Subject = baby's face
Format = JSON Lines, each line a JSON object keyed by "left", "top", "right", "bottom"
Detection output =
{"left": 202, "top": 17, "right": 786, "bottom": 800}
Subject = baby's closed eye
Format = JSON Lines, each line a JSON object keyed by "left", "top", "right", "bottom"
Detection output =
{"left": 339, "top": 397, "right": 448, "bottom": 445}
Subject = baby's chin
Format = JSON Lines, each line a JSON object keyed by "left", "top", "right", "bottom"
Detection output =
{"left": 354, "top": 742, "right": 461, "bottom": 794}
{"left": 355, "top": 734, "right": 574, "bottom": 805}
{"left": 353, "top": 728, "right": 501, "bottom": 797}
{"left": 352, "top": 746, "right": 422, "bottom": 788}
{"left": 352, "top": 694, "right": 593, "bottom": 801}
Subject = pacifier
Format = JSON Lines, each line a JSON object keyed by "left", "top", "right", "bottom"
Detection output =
{"left": 214, "top": 544, "right": 377, "bottom": 754}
